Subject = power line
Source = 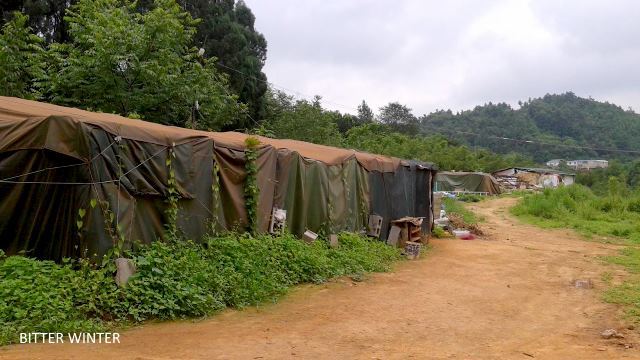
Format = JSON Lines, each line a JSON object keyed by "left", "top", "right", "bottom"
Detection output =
{"left": 214, "top": 62, "right": 640, "bottom": 155}
{"left": 217, "top": 62, "right": 640, "bottom": 154}
{"left": 222, "top": 60, "right": 637, "bottom": 153}
{"left": 434, "top": 128, "right": 640, "bottom": 155}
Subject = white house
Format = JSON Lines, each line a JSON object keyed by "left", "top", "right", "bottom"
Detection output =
{"left": 565, "top": 159, "right": 608, "bottom": 170}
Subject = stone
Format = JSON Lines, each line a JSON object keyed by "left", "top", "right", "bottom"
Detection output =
{"left": 329, "top": 234, "right": 339, "bottom": 248}
{"left": 115, "top": 257, "right": 136, "bottom": 287}
{"left": 601, "top": 329, "right": 618, "bottom": 339}
{"left": 387, "top": 225, "right": 401, "bottom": 247}
{"left": 302, "top": 230, "right": 318, "bottom": 243}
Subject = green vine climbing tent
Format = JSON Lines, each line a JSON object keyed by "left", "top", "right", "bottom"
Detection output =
{"left": 0, "top": 96, "right": 437, "bottom": 261}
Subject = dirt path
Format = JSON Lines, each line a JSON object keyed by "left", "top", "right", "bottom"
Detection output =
{"left": 3, "top": 197, "right": 639, "bottom": 359}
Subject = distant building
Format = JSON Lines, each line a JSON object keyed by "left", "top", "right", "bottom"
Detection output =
{"left": 546, "top": 159, "right": 563, "bottom": 168}
{"left": 546, "top": 159, "right": 608, "bottom": 171}
{"left": 565, "top": 159, "right": 608, "bottom": 171}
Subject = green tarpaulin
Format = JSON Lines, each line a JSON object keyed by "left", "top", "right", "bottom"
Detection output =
{"left": 0, "top": 97, "right": 437, "bottom": 261}
{"left": 435, "top": 171, "right": 501, "bottom": 195}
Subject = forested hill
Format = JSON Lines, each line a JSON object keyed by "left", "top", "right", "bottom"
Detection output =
{"left": 420, "top": 92, "right": 640, "bottom": 162}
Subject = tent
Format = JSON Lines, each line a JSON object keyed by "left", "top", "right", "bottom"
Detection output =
{"left": 0, "top": 97, "right": 437, "bottom": 261}
{"left": 434, "top": 171, "right": 501, "bottom": 195}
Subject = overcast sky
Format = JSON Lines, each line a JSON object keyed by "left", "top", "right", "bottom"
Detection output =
{"left": 245, "top": 0, "right": 640, "bottom": 116}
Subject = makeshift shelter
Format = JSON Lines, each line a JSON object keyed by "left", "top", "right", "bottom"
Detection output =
{"left": 492, "top": 167, "right": 574, "bottom": 190}
{"left": 434, "top": 171, "right": 501, "bottom": 195}
{"left": 0, "top": 97, "right": 437, "bottom": 261}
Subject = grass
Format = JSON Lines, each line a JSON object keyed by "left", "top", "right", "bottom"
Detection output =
{"left": 511, "top": 185, "right": 640, "bottom": 243}
{"left": 511, "top": 184, "right": 640, "bottom": 323}
{"left": 0, "top": 232, "right": 402, "bottom": 345}
{"left": 442, "top": 197, "right": 482, "bottom": 225}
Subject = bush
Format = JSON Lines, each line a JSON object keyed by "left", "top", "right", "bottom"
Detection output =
{"left": 456, "top": 194, "right": 483, "bottom": 203}
{"left": 431, "top": 226, "right": 450, "bottom": 238}
{"left": 0, "top": 232, "right": 401, "bottom": 345}
{"left": 0, "top": 256, "right": 106, "bottom": 345}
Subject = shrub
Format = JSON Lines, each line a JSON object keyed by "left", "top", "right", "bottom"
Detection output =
{"left": 0, "top": 232, "right": 402, "bottom": 345}
{"left": 431, "top": 226, "right": 449, "bottom": 238}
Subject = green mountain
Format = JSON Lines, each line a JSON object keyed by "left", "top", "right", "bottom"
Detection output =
{"left": 420, "top": 92, "right": 640, "bottom": 162}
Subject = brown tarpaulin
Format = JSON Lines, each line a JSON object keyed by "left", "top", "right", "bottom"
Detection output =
{"left": 0, "top": 97, "right": 436, "bottom": 260}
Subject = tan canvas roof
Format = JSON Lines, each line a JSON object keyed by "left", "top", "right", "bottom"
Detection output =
{"left": 0, "top": 97, "right": 434, "bottom": 172}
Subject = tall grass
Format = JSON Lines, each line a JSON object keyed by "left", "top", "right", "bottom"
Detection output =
{"left": 512, "top": 185, "right": 640, "bottom": 243}
{"left": 0, "top": 232, "right": 402, "bottom": 345}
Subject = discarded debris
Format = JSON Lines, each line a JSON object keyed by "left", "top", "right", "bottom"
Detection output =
{"left": 387, "top": 225, "right": 401, "bottom": 247}
{"left": 391, "top": 217, "right": 425, "bottom": 247}
{"left": 448, "top": 213, "right": 483, "bottom": 235}
{"left": 367, "top": 215, "right": 383, "bottom": 237}
{"left": 573, "top": 279, "right": 593, "bottom": 289}
{"left": 452, "top": 229, "right": 475, "bottom": 240}
{"left": 269, "top": 207, "right": 287, "bottom": 234}
{"left": 302, "top": 230, "right": 318, "bottom": 243}
{"left": 601, "top": 329, "right": 624, "bottom": 339}
{"left": 404, "top": 241, "right": 421, "bottom": 260}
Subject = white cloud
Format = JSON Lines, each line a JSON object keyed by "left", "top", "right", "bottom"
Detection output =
{"left": 245, "top": 0, "right": 640, "bottom": 115}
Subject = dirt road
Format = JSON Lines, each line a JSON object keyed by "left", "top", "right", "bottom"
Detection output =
{"left": 3, "top": 197, "right": 639, "bottom": 359}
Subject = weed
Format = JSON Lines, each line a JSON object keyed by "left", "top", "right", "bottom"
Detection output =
{"left": 443, "top": 197, "right": 480, "bottom": 225}
{"left": 0, "top": 232, "right": 402, "bottom": 345}
{"left": 431, "top": 226, "right": 450, "bottom": 238}
{"left": 511, "top": 185, "right": 640, "bottom": 243}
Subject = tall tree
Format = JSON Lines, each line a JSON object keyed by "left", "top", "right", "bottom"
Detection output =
{"left": 265, "top": 91, "right": 343, "bottom": 147}
{"left": 2, "top": 0, "right": 269, "bottom": 127}
{"left": 1, "top": 0, "right": 73, "bottom": 43}
{"left": 43, "top": 0, "right": 243, "bottom": 129}
{"left": 0, "top": 12, "right": 45, "bottom": 98}
{"left": 357, "top": 100, "right": 374, "bottom": 123}
{"left": 378, "top": 102, "right": 419, "bottom": 134}
{"left": 140, "top": 0, "right": 268, "bottom": 125}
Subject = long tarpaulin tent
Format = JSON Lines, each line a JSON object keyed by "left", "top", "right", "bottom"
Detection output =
{"left": 434, "top": 171, "right": 501, "bottom": 195}
{"left": 0, "top": 96, "right": 437, "bottom": 261}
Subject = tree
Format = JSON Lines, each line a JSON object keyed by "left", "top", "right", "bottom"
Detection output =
{"left": 43, "top": 0, "right": 243, "bottom": 130}
{"left": 357, "top": 100, "right": 374, "bottom": 123}
{"left": 344, "top": 123, "right": 533, "bottom": 172}
{"left": 0, "top": 12, "right": 45, "bottom": 98}
{"left": 1, "top": 0, "right": 73, "bottom": 43}
{"left": 142, "top": 0, "right": 268, "bottom": 125}
{"left": 266, "top": 91, "right": 343, "bottom": 147}
{"left": 378, "top": 102, "right": 419, "bottom": 134}
{"left": 2, "top": 0, "right": 269, "bottom": 127}
{"left": 334, "top": 113, "right": 363, "bottom": 134}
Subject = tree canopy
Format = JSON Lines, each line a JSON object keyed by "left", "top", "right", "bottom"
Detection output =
{"left": 420, "top": 92, "right": 640, "bottom": 162}
{"left": 1, "top": 0, "right": 268, "bottom": 127}
{"left": 0, "top": 12, "right": 45, "bottom": 99}
{"left": 264, "top": 90, "right": 343, "bottom": 147}
{"left": 1, "top": 0, "right": 243, "bottom": 129}
{"left": 259, "top": 90, "right": 533, "bottom": 172}
{"left": 378, "top": 102, "right": 419, "bottom": 134}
